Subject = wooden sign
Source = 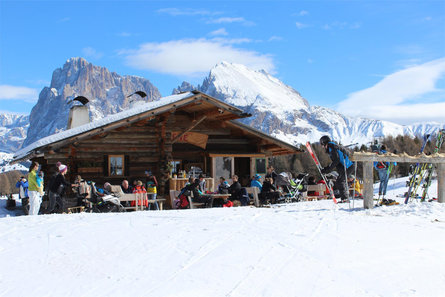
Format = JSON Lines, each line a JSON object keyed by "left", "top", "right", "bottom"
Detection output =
{"left": 171, "top": 132, "right": 208, "bottom": 149}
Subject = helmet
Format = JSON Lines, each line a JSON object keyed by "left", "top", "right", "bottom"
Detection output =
{"left": 319, "top": 135, "right": 331, "bottom": 146}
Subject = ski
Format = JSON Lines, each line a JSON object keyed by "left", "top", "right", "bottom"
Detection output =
{"left": 421, "top": 129, "right": 445, "bottom": 201}
{"left": 305, "top": 142, "right": 338, "bottom": 204}
{"left": 405, "top": 134, "right": 431, "bottom": 204}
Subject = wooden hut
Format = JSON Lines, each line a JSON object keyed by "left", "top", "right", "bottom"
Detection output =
{"left": 13, "top": 91, "right": 300, "bottom": 205}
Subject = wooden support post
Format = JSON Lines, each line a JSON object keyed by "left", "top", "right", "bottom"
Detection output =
{"left": 363, "top": 161, "right": 374, "bottom": 209}
{"left": 438, "top": 163, "right": 445, "bottom": 203}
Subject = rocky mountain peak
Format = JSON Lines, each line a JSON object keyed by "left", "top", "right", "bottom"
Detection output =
{"left": 23, "top": 57, "right": 161, "bottom": 146}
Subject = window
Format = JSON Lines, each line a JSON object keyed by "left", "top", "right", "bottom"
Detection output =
{"left": 255, "top": 158, "right": 266, "bottom": 174}
{"left": 109, "top": 155, "right": 124, "bottom": 176}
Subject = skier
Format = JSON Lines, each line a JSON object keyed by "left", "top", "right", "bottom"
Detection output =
{"left": 319, "top": 135, "right": 354, "bottom": 203}
{"left": 374, "top": 145, "right": 397, "bottom": 203}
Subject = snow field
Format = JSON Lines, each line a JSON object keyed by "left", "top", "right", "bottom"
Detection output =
{"left": 0, "top": 177, "right": 444, "bottom": 296}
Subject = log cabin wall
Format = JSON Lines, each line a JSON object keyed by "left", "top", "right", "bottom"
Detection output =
{"left": 45, "top": 120, "right": 172, "bottom": 190}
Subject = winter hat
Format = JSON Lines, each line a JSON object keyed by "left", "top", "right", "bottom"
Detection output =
{"left": 59, "top": 164, "right": 67, "bottom": 173}
{"left": 254, "top": 174, "right": 262, "bottom": 180}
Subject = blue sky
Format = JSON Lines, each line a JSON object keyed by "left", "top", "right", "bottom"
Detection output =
{"left": 0, "top": 0, "right": 444, "bottom": 125}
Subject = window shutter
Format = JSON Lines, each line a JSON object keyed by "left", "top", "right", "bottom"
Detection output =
{"left": 125, "top": 155, "right": 130, "bottom": 176}
{"left": 103, "top": 155, "right": 108, "bottom": 176}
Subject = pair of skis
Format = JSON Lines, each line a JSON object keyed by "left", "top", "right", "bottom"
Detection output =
{"left": 404, "top": 134, "right": 431, "bottom": 204}
{"left": 405, "top": 131, "right": 445, "bottom": 204}
{"left": 305, "top": 142, "right": 338, "bottom": 204}
{"left": 420, "top": 129, "right": 445, "bottom": 201}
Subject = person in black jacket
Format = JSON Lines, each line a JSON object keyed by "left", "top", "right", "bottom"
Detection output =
{"left": 319, "top": 135, "right": 354, "bottom": 202}
{"left": 228, "top": 175, "right": 241, "bottom": 199}
{"left": 260, "top": 177, "right": 280, "bottom": 204}
{"left": 265, "top": 165, "right": 278, "bottom": 186}
{"left": 187, "top": 179, "right": 213, "bottom": 207}
{"left": 47, "top": 163, "right": 75, "bottom": 213}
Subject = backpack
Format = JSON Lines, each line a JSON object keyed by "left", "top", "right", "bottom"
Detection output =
{"left": 175, "top": 187, "right": 191, "bottom": 209}
{"left": 176, "top": 194, "right": 190, "bottom": 209}
{"left": 329, "top": 142, "right": 353, "bottom": 169}
{"left": 376, "top": 162, "right": 387, "bottom": 169}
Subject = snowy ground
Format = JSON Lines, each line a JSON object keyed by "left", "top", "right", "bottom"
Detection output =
{"left": 1, "top": 177, "right": 445, "bottom": 297}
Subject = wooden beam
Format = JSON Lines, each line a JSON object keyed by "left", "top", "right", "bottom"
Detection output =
{"left": 351, "top": 152, "right": 445, "bottom": 163}
{"left": 438, "top": 163, "right": 445, "bottom": 203}
{"left": 172, "top": 115, "right": 207, "bottom": 144}
{"left": 363, "top": 161, "right": 374, "bottom": 209}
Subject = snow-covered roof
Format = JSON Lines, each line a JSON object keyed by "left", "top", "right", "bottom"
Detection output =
{"left": 13, "top": 92, "right": 198, "bottom": 161}
{"left": 13, "top": 90, "right": 300, "bottom": 162}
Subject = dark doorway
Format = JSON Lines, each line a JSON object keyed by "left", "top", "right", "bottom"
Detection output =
{"left": 235, "top": 157, "right": 251, "bottom": 187}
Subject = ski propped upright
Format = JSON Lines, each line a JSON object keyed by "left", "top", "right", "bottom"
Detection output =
{"left": 305, "top": 142, "right": 338, "bottom": 204}
{"left": 405, "top": 134, "right": 431, "bottom": 204}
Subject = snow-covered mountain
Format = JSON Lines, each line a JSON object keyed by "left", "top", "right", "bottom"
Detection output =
{"left": 0, "top": 114, "right": 29, "bottom": 153}
{"left": 0, "top": 152, "right": 28, "bottom": 173}
{"left": 23, "top": 57, "right": 161, "bottom": 146}
{"left": 173, "top": 62, "right": 444, "bottom": 145}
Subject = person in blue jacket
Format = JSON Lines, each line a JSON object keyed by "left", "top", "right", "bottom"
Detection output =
{"left": 250, "top": 174, "right": 263, "bottom": 190}
{"left": 16, "top": 176, "right": 29, "bottom": 214}
{"left": 373, "top": 145, "right": 396, "bottom": 198}
{"left": 319, "top": 135, "right": 354, "bottom": 202}
{"left": 16, "top": 176, "right": 29, "bottom": 199}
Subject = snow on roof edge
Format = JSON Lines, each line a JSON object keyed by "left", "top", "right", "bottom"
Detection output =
{"left": 13, "top": 92, "right": 195, "bottom": 161}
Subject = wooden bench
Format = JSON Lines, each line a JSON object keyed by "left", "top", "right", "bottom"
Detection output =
{"left": 304, "top": 184, "right": 329, "bottom": 201}
{"left": 187, "top": 192, "right": 206, "bottom": 209}
{"left": 110, "top": 185, "right": 144, "bottom": 211}
{"left": 147, "top": 198, "right": 166, "bottom": 210}
{"left": 245, "top": 187, "right": 260, "bottom": 207}
{"left": 67, "top": 206, "right": 85, "bottom": 214}
{"left": 169, "top": 190, "right": 180, "bottom": 209}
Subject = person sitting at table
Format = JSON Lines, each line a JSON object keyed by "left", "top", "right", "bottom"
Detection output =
{"left": 121, "top": 179, "right": 133, "bottom": 194}
{"left": 198, "top": 174, "right": 207, "bottom": 193}
{"left": 250, "top": 174, "right": 263, "bottom": 190}
{"left": 132, "top": 180, "right": 147, "bottom": 208}
{"left": 217, "top": 177, "right": 230, "bottom": 194}
{"left": 229, "top": 175, "right": 249, "bottom": 206}
{"left": 260, "top": 177, "right": 280, "bottom": 204}
{"left": 188, "top": 178, "right": 213, "bottom": 208}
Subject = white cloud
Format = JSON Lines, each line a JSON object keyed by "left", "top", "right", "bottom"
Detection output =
{"left": 299, "top": 10, "right": 309, "bottom": 16}
{"left": 337, "top": 58, "right": 445, "bottom": 124}
{"left": 322, "top": 21, "right": 360, "bottom": 30}
{"left": 121, "top": 38, "right": 274, "bottom": 76}
{"left": 206, "top": 17, "right": 254, "bottom": 26}
{"left": 0, "top": 85, "right": 38, "bottom": 102}
{"left": 157, "top": 8, "right": 215, "bottom": 16}
{"left": 82, "top": 47, "right": 103, "bottom": 59}
{"left": 295, "top": 22, "right": 308, "bottom": 29}
{"left": 268, "top": 36, "right": 283, "bottom": 42}
{"left": 209, "top": 28, "right": 228, "bottom": 36}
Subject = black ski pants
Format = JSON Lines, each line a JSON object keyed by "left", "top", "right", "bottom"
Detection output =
{"left": 334, "top": 165, "right": 354, "bottom": 201}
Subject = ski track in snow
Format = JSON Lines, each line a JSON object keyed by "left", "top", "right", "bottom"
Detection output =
{"left": 1, "top": 177, "right": 445, "bottom": 297}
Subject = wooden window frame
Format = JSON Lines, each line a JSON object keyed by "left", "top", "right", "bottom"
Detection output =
{"left": 108, "top": 155, "right": 125, "bottom": 177}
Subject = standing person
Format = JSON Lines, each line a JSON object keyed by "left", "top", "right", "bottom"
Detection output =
{"left": 16, "top": 176, "right": 29, "bottom": 214}
{"left": 319, "top": 135, "right": 354, "bottom": 203}
{"left": 265, "top": 165, "right": 278, "bottom": 186}
{"left": 47, "top": 163, "right": 73, "bottom": 213}
{"left": 374, "top": 145, "right": 396, "bottom": 199}
{"left": 27, "top": 161, "right": 42, "bottom": 215}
